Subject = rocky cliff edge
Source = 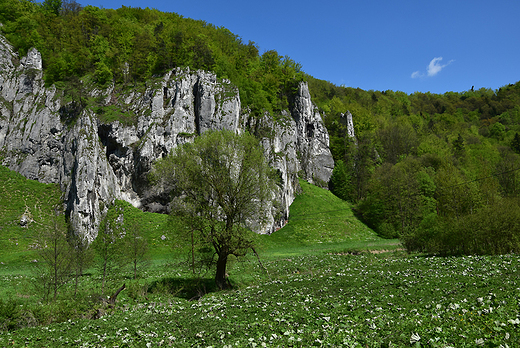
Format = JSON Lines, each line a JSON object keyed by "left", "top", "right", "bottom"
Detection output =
{"left": 0, "top": 36, "right": 334, "bottom": 241}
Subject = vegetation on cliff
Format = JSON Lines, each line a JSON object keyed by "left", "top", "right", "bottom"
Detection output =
{"left": 2, "top": 0, "right": 520, "bottom": 254}
{"left": 0, "top": 0, "right": 304, "bottom": 116}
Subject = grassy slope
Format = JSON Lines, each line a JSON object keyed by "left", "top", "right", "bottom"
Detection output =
{"left": 0, "top": 166, "right": 396, "bottom": 265}
{"left": 0, "top": 166, "right": 172, "bottom": 272}
{"left": 258, "top": 179, "right": 398, "bottom": 257}
{"left": 0, "top": 165, "right": 63, "bottom": 270}
{"left": 106, "top": 200, "right": 172, "bottom": 263}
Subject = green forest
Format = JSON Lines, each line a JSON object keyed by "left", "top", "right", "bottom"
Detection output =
{"left": 0, "top": 0, "right": 304, "bottom": 116}
{"left": 309, "top": 79, "right": 520, "bottom": 255}
{"left": 2, "top": 0, "right": 520, "bottom": 256}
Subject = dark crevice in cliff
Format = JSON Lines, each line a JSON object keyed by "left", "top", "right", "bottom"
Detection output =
{"left": 98, "top": 124, "right": 120, "bottom": 159}
{"left": 97, "top": 123, "right": 136, "bottom": 189}
{"left": 193, "top": 81, "right": 201, "bottom": 135}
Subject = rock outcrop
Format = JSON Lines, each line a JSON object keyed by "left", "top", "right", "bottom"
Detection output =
{"left": 0, "top": 34, "right": 333, "bottom": 241}
{"left": 343, "top": 111, "right": 356, "bottom": 141}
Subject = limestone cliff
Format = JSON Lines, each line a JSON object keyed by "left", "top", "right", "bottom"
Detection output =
{"left": 0, "top": 35, "right": 333, "bottom": 241}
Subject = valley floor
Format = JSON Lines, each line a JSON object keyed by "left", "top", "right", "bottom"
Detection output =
{"left": 1, "top": 250, "right": 519, "bottom": 347}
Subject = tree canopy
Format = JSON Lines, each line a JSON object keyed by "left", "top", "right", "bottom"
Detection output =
{"left": 310, "top": 77, "right": 520, "bottom": 254}
{"left": 0, "top": 1, "right": 304, "bottom": 116}
{"left": 153, "top": 130, "right": 276, "bottom": 289}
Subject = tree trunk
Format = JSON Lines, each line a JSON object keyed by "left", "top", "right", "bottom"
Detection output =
{"left": 102, "top": 258, "right": 107, "bottom": 295}
{"left": 215, "top": 252, "right": 229, "bottom": 290}
{"left": 75, "top": 268, "right": 79, "bottom": 296}
{"left": 53, "top": 239, "right": 58, "bottom": 302}
{"left": 107, "top": 283, "right": 126, "bottom": 306}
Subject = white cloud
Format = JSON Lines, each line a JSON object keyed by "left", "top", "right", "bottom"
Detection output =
{"left": 427, "top": 57, "right": 453, "bottom": 76}
{"left": 411, "top": 71, "right": 421, "bottom": 79}
{"left": 411, "top": 57, "right": 454, "bottom": 79}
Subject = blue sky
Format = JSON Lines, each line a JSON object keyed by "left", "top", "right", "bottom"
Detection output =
{"left": 83, "top": 0, "right": 520, "bottom": 95}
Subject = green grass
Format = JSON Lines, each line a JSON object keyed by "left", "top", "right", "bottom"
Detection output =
{"left": 0, "top": 173, "right": 519, "bottom": 346}
{"left": 2, "top": 253, "right": 519, "bottom": 347}
{"left": 109, "top": 178, "right": 396, "bottom": 262}
{"left": 105, "top": 200, "right": 172, "bottom": 262}
{"left": 94, "top": 105, "right": 137, "bottom": 126}
{"left": 0, "top": 166, "right": 63, "bottom": 269}
{"left": 0, "top": 167, "right": 395, "bottom": 275}
{"left": 258, "top": 179, "right": 397, "bottom": 257}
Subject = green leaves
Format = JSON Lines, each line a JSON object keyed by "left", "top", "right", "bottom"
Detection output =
{"left": 154, "top": 130, "right": 276, "bottom": 288}
{"left": 1, "top": 4, "right": 304, "bottom": 113}
{"left": 328, "top": 160, "right": 351, "bottom": 201}
{"left": 41, "top": 0, "right": 62, "bottom": 16}
{"left": 312, "top": 77, "right": 520, "bottom": 252}
{"left": 510, "top": 133, "right": 520, "bottom": 154}
{"left": 93, "top": 61, "right": 113, "bottom": 85}
{"left": 4, "top": 253, "right": 520, "bottom": 346}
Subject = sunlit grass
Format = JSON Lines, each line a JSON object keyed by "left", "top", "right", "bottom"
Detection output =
{"left": 258, "top": 178, "right": 393, "bottom": 258}
{"left": 8, "top": 168, "right": 517, "bottom": 346}
{"left": 2, "top": 253, "right": 519, "bottom": 347}
{"left": 0, "top": 166, "right": 63, "bottom": 268}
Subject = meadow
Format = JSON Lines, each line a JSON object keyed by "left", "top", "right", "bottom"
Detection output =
{"left": 1, "top": 168, "right": 519, "bottom": 347}
{"left": 1, "top": 253, "right": 519, "bottom": 347}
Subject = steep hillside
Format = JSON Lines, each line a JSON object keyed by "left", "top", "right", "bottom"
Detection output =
{"left": 0, "top": 165, "right": 62, "bottom": 266}
{"left": 308, "top": 77, "right": 520, "bottom": 253}
{"left": 259, "top": 179, "right": 387, "bottom": 255}
{"left": 0, "top": 30, "right": 333, "bottom": 240}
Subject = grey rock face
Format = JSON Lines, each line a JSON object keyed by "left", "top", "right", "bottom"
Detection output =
{"left": 20, "top": 48, "right": 42, "bottom": 71}
{"left": 291, "top": 82, "right": 334, "bottom": 185}
{"left": 0, "top": 34, "right": 334, "bottom": 239}
{"left": 342, "top": 111, "right": 357, "bottom": 142}
{"left": 345, "top": 111, "right": 356, "bottom": 139}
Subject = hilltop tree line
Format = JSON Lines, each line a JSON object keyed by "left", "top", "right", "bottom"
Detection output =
{"left": 0, "top": 0, "right": 304, "bottom": 116}
{"left": 310, "top": 77, "right": 520, "bottom": 255}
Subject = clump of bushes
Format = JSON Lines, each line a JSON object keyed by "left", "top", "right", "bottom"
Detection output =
{"left": 401, "top": 198, "right": 520, "bottom": 255}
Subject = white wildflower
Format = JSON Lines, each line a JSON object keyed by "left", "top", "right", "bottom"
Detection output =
{"left": 410, "top": 332, "right": 421, "bottom": 344}
{"left": 508, "top": 318, "right": 520, "bottom": 325}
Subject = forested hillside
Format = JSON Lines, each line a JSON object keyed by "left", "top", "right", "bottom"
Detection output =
{"left": 0, "top": 0, "right": 304, "bottom": 116}
{"left": 2, "top": 0, "right": 520, "bottom": 255}
{"left": 309, "top": 77, "right": 520, "bottom": 254}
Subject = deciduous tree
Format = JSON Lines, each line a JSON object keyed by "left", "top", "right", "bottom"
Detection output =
{"left": 122, "top": 221, "right": 149, "bottom": 280}
{"left": 34, "top": 210, "right": 73, "bottom": 302}
{"left": 93, "top": 206, "right": 125, "bottom": 295}
{"left": 153, "top": 130, "right": 275, "bottom": 289}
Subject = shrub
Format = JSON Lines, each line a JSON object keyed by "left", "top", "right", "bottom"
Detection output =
{"left": 402, "top": 198, "right": 520, "bottom": 255}
{"left": 0, "top": 298, "right": 20, "bottom": 331}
